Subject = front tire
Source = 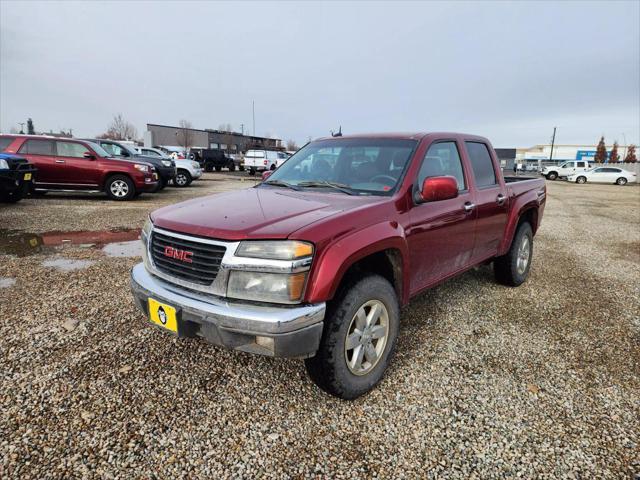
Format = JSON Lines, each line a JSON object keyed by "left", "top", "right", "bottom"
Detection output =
{"left": 576, "top": 176, "right": 587, "bottom": 184}
{"left": 174, "top": 170, "right": 192, "bottom": 187}
{"left": 249, "top": 168, "right": 256, "bottom": 176}
{"left": 214, "top": 165, "right": 222, "bottom": 172}
{"left": 305, "top": 274, "right": 399, "bottom": 400}
{"left": 546, "top": 172, "right": 558, "bottom": 180}
{"left": 616, "top": 177, "right": 627, "bottom": 185}
{"left": 494, "top": 222, "right": 533, "bottom": 287}
{"left": 105, "top": 175, "right": 135, "bottom": 201}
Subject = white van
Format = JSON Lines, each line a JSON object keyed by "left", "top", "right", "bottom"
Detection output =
{"left": 244, "top": 150, "right": 289, "bottom": 175}
{"left": 541, "top": 161, "right": 594, "bottom": 180}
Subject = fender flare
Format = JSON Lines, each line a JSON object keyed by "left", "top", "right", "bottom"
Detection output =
{"left": 304, "top": 221, "right": 410, "bottom": 305}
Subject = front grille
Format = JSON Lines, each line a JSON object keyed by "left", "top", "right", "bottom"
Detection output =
{"left": 150, "top": 231, "right": 226, "bottom": 285}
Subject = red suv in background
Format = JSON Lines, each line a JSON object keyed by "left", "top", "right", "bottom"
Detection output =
{"left": 0, "top": 135, "right": 159, "bottom": 200}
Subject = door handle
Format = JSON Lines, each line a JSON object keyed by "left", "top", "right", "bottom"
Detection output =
{"left": 464, "top": 202, "right": 475, "bottom": 213}
{"left": 496, "top": 194, "right": 506, "bottom": 205}
{"left": 55, "top": 160, "right": 65, "bottom": 164}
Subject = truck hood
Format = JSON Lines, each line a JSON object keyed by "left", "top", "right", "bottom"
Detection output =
{"left": 151, "top": 187, "right": 385, "bottom": 240}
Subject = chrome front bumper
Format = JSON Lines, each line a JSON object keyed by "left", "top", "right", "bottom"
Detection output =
{"left": 130, "top": 263, "right": 325, "bottom": 358}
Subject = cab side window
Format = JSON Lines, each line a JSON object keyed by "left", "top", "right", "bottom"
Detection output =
{"left": 465, "top": 141, "right": 497, "bottom": 187}
{"left": 56, "top": 141, "right": 90, "bottom": 158}
{"left": 418, "top": 141, "right": 466, "bottom": 190}
{"left": 18, "top": 139, "right": 55, "bottom": 155}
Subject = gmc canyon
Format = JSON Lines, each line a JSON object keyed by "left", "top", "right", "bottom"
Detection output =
{"left": 130, "top": 133, "right": 546, "bottom": 399}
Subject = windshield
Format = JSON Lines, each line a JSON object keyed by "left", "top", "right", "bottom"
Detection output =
{"left": 264, "top": 138, "right": 417, "bottom": 195}
{"left": 85, "top": 141, "right": 111, "bottom": 157}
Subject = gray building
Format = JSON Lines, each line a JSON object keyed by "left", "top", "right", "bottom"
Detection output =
{"left": 145, "top": 123, "right": 282, "bottom": 153}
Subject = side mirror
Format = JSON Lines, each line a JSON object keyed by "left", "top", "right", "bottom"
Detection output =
{"left": 83, "top": 152, "right": 96, "bottom": 160}
{"left": 417, "top": 176, "right": 458, "bottom": 203}
{"left": 262, "top": 170, "right": 273, "bottom": 181}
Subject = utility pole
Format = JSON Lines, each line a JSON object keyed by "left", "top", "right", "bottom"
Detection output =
{"left": 19, "top": 122, "right": 25, "bottom": 134}
{"left": 252, "top": 101, "right": 255, "bottom": 136}
{"left": 622, "top": 133, "right": 627, "bottom": 161}
{"left": 549, "top": 127, "right": 557, "bottom": 165}
{"left": 240, "top": 123, "right": 244, "bottom": 136}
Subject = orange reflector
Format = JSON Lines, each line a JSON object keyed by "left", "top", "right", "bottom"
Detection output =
{"left": 293, "top": 241, "right": 313, "bottom": 258}
{"left": 288, "top": 272, "right": 307, "bottom": 301}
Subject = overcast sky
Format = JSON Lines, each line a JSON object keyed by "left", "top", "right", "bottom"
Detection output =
{"left": 1, "top": 1, "right": 638, "bottom": 147}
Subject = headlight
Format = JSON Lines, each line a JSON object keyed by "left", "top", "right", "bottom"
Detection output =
{"left": 235, "top": 240, "right": 313, "bottom": 260}
{"left": 162, "top": 160, "right": 172, "bottom": 167}
{"left": 227, "top": 271, "right": 307, "bottom": 303}
{"left": 0, "top": 159, "right": 9, "bottom": 169}
{"left": 142, "top": 216, "right": 153, "bottom": 239}
{"left": 134, "top": 164, "right": 150, "bottom": 172}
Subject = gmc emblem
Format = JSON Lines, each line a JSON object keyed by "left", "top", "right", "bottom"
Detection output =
{"left": 163, "top": 246, "right": 193, "bottom": 263}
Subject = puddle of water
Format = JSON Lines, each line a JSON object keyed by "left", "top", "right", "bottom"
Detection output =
{"left": 0, "top": 228, "right": 140, "bottom": 257}
{"left": 101, "top": 240, "right": 143, "bottom": 258}
{"left": 0, "top": 277, "right": 17, "bottom": 288}
{"left": 41, "top": 258, "right": 96, "bottom": 272}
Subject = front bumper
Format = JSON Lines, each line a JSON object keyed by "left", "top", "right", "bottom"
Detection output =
{"left": 130, "top": 263, "right": 325, "bottom": 358}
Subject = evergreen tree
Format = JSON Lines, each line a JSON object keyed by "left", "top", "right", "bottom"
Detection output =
{"left": 594, "top": 136, "right": 607, "bottom": 163}
{"left": 624, "top": 144, "right": 637, "bottom": 163}
{"left": 609, "top": 142, "right": 619, "bottom": 163}
{"left": 27, "top": 118, "right": 35, "bottom": 135}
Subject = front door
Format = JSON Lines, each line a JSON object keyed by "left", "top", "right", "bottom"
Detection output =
{"left": 463, "top": 141, "right": 509, "bottom": 263}
{"left": 407, "top": 140, "right": 476, "bottom": 294}
{"left": 55, "top": 141, "right": 101, "bottom": 187}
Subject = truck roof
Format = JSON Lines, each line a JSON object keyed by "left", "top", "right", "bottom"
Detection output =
{"left": 314, "top": 132, "right": 488, "bottom": 142}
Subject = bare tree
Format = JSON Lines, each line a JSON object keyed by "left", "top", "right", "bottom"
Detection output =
{"left": 98, "top": 114, "right": 138, "bottom": 140}
{"left": 176, "top": 120, "right": 194, "bottom": 153}
{"left": 286, "top": 139, "right": 299, "bottom": 151}
{"left": 218, "top": 123, "right": 233, "bottom": 132}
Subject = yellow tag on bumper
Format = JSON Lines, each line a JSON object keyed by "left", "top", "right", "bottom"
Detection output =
{"left": 148, "top": 298, "right": 178, "bottom": 333}
{"left": 24, "top": 173, "right": 32, "bottom": 181}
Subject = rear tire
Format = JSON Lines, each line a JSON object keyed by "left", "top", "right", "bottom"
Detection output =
{"left": 204, "top": 163, "right": 214, "bottom": 172}
{"left": 546, "top": 172, "right": 558, "bottom": 180}
{"left": 494, "top": 222, "right": 533, "bottom": 287}
{"left": 215, "top": 166, "right": 222, "bottom": 172}
{"left": 105, "top": 175, "right": 135, "bottom": 201}
{"left": 174, "top": 170, "right": 192, "bottom": 187}
{"left": 228, "top": 163, "right": 236, "bottom": 172}
{"left": 239, "top": 165, "right": 245, "bottom": 171}
{"left": 249, "top": 168, "right": 256, "bottom": 176}
{"left": 270, "top": 163, "right": 276, "bottom": 171}
{"left": 616, "top": 177, "right": 627, "bottom": 185}
{"left": 576, "top": 176, "right": 587, "bottom": 184}
{"left": 305, "top": 274, "right": 399, "bottom": 400}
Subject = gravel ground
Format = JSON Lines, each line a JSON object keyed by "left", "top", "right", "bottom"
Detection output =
{"left": 1, "top": 176, "right": 638, "bottom": 478}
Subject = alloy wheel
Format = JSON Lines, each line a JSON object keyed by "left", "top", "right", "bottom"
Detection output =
{"left": 110, "top": 180, "right": 129, "bottom": 197}
{"left": 516, "top": 235, "right": 530, "bottom": 275}
{"left": 344, "top": 300, "right": 389, "bottom": 376}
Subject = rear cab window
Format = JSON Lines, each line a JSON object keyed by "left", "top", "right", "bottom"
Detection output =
{"left": 465, "top": 141, "right": 497, "bottom": 188}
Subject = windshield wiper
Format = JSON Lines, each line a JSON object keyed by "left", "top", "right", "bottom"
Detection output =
{"left": 263, "top": 180, "right": 301, "bottom": 191}
{"left": 298, "top": 181, "right": 357, "bottom": 195}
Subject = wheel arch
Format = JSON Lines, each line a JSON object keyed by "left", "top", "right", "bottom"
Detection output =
{"left": 304, "top": 223, "right": 410, "bottom": 306}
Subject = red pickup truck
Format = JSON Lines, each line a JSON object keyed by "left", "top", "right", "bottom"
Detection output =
{"left": 131, "top": 132, "right": 546, "bottom": 399}
{"left": 0, "top": 135, "right": 159, "bottom": 200}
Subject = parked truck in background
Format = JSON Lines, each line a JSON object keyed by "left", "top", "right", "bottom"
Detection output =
{"left": 541, "top": 160, "right": 594, "bottom": 180}
{"left": 244, "top": 149, "right": 289, "bottom": 175}
{"left": 130, "top": 132, "right": 546, "bottom": 399}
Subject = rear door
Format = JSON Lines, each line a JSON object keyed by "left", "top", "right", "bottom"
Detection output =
{"left": 55, "top": 141, "right": 101, "bottom": 187}
{"left": 407, "top": 140, "right": 476, "bottom": 292}
{"left": 17, "top": 139, "right": 58, "bottom": 184}
{"left": 463, "top": 141, "right": 509, "bottom": 263}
